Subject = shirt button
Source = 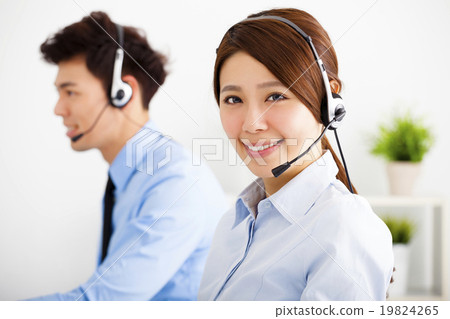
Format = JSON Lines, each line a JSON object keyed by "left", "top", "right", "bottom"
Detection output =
{"left": 264, "top": 202, "right": 271, "bottom": 208}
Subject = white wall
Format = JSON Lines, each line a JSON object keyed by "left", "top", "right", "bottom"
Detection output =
{"left": 0, "top": 0, "right": 449, "bottom": 300}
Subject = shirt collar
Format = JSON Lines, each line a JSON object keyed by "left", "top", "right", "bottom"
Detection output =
{"left": 233, "top": 150, "right": 338, "bottom": 227}
{"left": 109, "top": 119, "right": 162, "bottom": 192}
{"left": 234, "top": 179, "right": 266, "bottom": 226}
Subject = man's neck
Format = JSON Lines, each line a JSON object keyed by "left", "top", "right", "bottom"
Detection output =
{"left": 101, "top": 114, "right": 149, "bottom": 165}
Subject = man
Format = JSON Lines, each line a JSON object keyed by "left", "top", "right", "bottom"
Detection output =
{"left": 29, "top": 11, "right": 227, "bottom": 300}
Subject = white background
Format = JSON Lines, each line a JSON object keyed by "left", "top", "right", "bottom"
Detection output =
{"left": 0, "top": 0, "right": 449, "bottom": 300}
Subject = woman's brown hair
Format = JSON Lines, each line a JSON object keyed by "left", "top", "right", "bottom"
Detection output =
{"left": 214, "top": 8, "right": 356, "bottom": 193}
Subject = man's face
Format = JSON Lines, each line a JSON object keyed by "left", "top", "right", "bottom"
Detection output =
{"left": 54, "top": 55, "right": 115, "bottom": 152}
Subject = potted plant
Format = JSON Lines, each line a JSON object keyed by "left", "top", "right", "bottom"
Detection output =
{"left": 382, "top": 215, "right": 416, "bottom": 297}
{"left": 371, "top": 111, "right": 434, "bottom": 195}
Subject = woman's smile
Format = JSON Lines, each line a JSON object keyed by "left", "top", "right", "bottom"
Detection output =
{"left": 241, "top": 138, "right": 284, "bottom": 158}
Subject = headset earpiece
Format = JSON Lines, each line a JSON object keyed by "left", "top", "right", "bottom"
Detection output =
{"left": 320, "top": 90, "right": 346, "bottom": 130}
{"left": 110, "top": 24, "right": 132, "bottom": 108}
{"left": 320, "top": 97, "right": 330, "bottom": 127}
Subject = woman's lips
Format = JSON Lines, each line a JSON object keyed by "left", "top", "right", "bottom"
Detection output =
{"left": 243, "top": 139, "right": 284, "bottom": 158}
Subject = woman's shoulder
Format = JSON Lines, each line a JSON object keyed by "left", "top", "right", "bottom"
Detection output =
{"left": 311, "top": 180, "right": 392, "bottom": 245}
{"left": 302, "top": 180, "right": 394, "bottom": 300}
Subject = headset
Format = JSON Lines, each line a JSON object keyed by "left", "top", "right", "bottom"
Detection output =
{"left": 110, "top": 23, "right": 133, "bottom": 108}
{"left": 71, "top": 23, "right": 132, "bottom": 142}
{"left": 226, "top": 15, "right": 353, "bottom": 192}
{"left": 243, "top": 15, "right": 346, "bottom": 129}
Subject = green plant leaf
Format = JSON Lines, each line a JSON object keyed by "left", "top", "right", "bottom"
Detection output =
{"left": 381, "top": 215, "right": 416, "bottom": 244}
{"left": 370, "top": 111, "right": 434, "bottom": 162}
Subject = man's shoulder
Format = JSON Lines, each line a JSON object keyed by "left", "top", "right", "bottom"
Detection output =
{"left": 126, "top": 134, "right": 225, "bottom": 199}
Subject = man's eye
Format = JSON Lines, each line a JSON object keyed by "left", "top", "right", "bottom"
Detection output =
{"left": 67, "top": 91, "right": 75, "bottom": 97}
{"left": 267, "top": 93, "right": 286, "bottom": 102}
{"left": 224, "top": 96, "right": 242, "bottom": 104}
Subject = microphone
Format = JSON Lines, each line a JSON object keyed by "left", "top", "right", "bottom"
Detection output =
{"left": 71, "top": 133, "right": 84, "bottom": 143}
{"left": 71, "top": 102, "right": 110, "bottom": 142}
{"left": 271, "top": 118, "right": 336, "bottom": 178}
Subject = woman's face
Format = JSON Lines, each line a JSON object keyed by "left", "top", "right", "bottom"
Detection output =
{"left": 219, "top": 51, "right": 323, "bottom": 179}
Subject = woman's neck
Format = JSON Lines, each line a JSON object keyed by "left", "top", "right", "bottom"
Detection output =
{"left": 262, "top": 148, "right": 323, "bottom": 197}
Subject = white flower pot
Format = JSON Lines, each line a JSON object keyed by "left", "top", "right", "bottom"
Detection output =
{"left": 389, "top": 243, "right": 411, "bottom": 297}
{"left": 386, "top": 162, "right": 421, "bottom": 196}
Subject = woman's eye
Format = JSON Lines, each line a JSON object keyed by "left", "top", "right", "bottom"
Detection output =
{"left": 224, "top": 96, "right": 242, "bottom": 104}
{"left": 267, "top": 93, "right": 286, "bottom": 102}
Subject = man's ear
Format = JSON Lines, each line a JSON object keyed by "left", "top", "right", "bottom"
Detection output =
{"left": 121, "top": 75, "right": 140, "bottom": 106}
{"left": 330, "top": 79, "right": 341, "bottom": 94}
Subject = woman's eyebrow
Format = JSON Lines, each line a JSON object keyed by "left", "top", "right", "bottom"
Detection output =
{"left": 221, "top": 85, "right": 241, "bottom": 93}
{"left": 257, "top": 80, "right": 285, "bottom": 89}
{"left": 221, "top": 81, "right": 285, "bottom": 93}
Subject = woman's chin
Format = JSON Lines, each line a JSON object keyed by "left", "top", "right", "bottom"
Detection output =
{"left": 246, "top": 163, "right": 278, "bottom": 179}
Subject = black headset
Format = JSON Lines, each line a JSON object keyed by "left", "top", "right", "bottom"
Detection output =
{"left": 223, "top": 15, "right": 353, "bottom": 192}
{"left": 110, "top": 24, "right": 133, "bottom": 108}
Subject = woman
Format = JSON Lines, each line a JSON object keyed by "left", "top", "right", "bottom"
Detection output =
{"left": 198, "top": 8, "right": 393, "bottom": 301}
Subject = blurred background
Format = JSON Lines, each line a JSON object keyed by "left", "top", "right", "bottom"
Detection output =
{"left": 0, "top": 0, "right": 449, "bottom": 300}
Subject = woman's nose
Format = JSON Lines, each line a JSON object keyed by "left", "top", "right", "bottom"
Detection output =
{"left": 242, "top": 103, "right": 268, "bottom": 134}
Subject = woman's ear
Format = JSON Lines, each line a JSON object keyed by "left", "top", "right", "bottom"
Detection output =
{"left": 121, "top": 75, "right": 140, "bottom": 106}
{"left": 330, "top": 79, "right": 341, "bottom": 94}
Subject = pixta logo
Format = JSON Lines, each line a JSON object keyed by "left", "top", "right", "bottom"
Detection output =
{"left": 192, "top": 137, "right": 325, "bottom": 167}
{"left": 126, "top": 127, "right": 172, "bottom": 175}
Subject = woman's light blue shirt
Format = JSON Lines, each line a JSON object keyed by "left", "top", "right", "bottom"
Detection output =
{"left": 198, "top": 151, "right": 393, "bottom": 301}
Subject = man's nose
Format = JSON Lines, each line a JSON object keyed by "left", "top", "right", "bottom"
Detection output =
{"left": 54, "top": 98, "right": 69, "bottom": 117}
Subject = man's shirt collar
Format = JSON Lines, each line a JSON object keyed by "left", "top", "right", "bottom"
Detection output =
{"left": 109, "top": 119, "right": 162, "bottom": 192}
